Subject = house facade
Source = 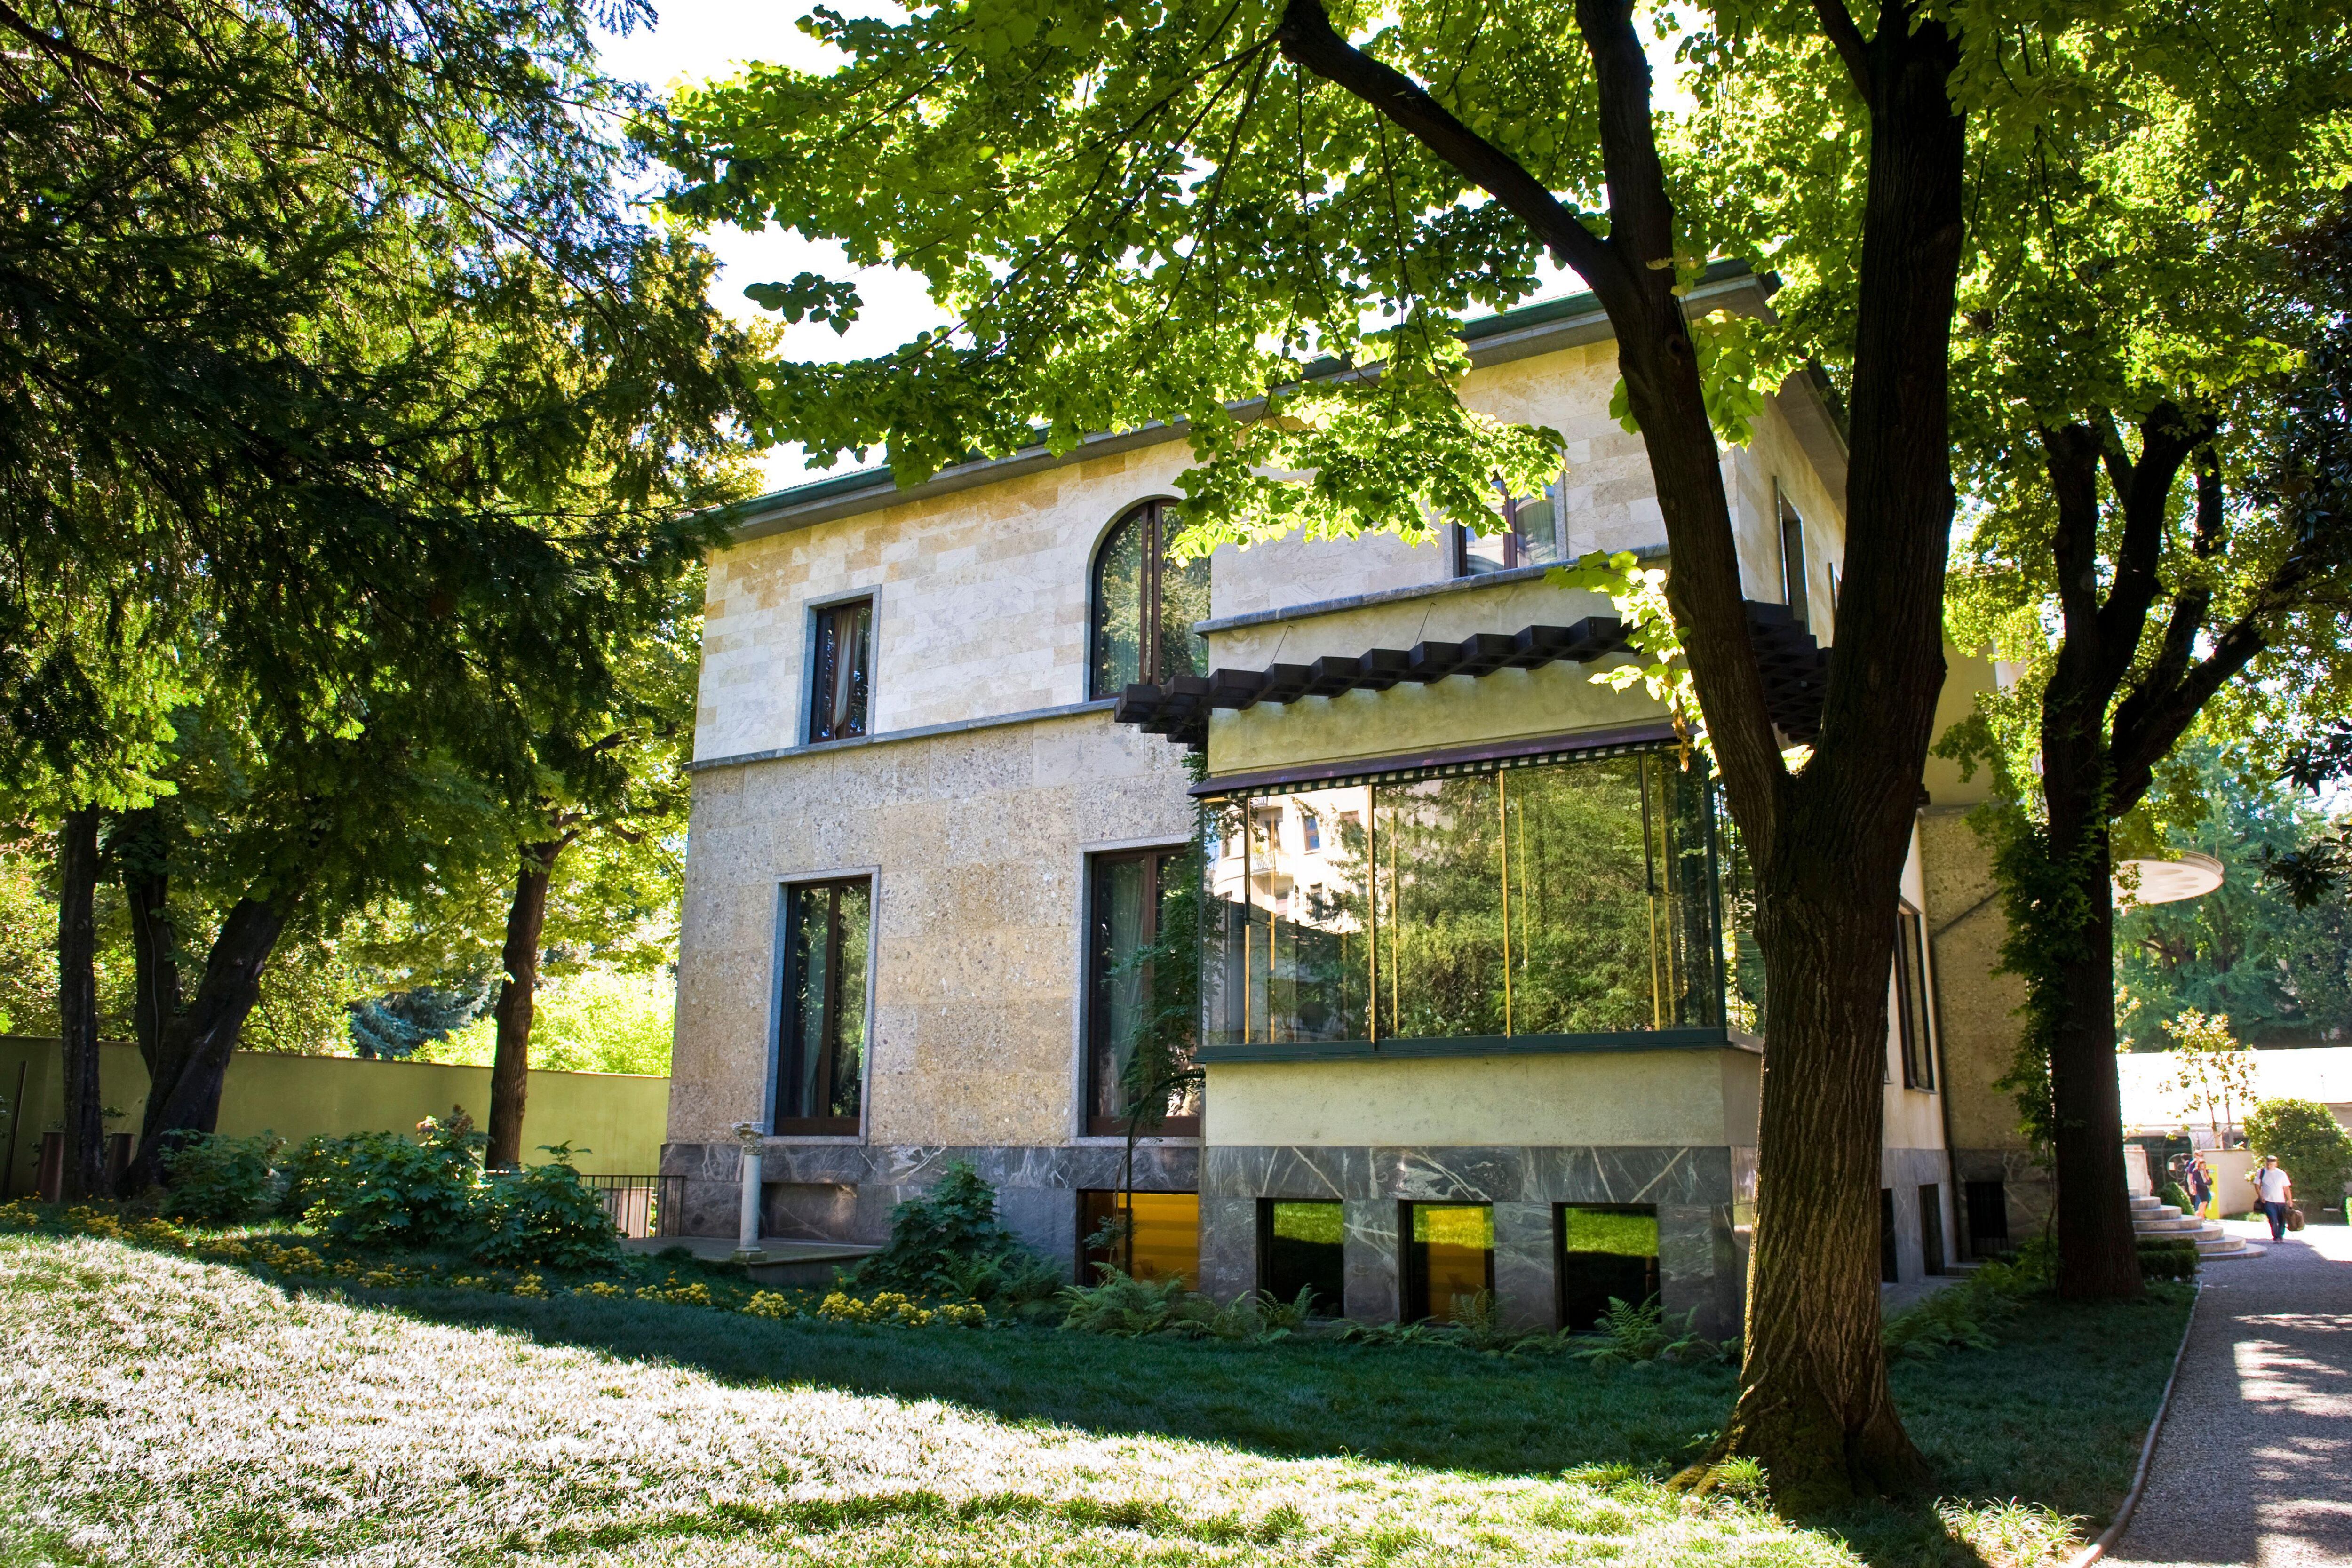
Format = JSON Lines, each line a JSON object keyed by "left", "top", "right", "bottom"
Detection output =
{"left": 665, "top": 268, "right": 2011, "bottom": 1335}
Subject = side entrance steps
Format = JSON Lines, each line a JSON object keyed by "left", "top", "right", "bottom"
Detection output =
{"left": 2131, "top": 1194, "right": 2264, "bottom": 1259}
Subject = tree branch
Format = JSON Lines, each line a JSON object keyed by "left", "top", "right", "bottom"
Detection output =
{"left": 1809, "top": 0, "right": 1875, "bottom": 102}
{"left": 2094, "top": 403, "right": 2210, "bottom": 681}
{"left": 1272, "top": 0, "right": 1624, "bottom": 298}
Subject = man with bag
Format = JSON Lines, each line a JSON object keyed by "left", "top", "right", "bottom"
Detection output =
{"left": 2253, "top": 1156, "right": 2298, "bottom": 1241}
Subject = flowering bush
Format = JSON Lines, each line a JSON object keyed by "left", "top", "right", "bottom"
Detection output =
{"left": 742, "top": 1290, "right": 799, "bottom": 1319}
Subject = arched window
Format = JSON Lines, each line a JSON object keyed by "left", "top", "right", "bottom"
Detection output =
{"left": 1089, "top": 499, "right": 1211, "bottom": 699}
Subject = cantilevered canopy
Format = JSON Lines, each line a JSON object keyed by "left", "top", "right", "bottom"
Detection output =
{"left": 1114, "top": 601, "right": 1829, "bottom": 749}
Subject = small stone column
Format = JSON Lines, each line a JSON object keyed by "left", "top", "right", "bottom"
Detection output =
{"left": 731, "top": 1122, "right": 766, "bottom": 1261}
{"left": 1342, "top": 1199, "right": 1401, "bottom": 1322}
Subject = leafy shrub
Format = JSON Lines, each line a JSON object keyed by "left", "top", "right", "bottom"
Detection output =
{"left": 2137, "top": 1238, "right": 2200, "bottom": 1281}
{"left": 158, "top": 1132, "right": 285, "bottom": 1225}
{"left": 472, "top": 1145, "right": 620, "bottom": 1270}
{"left": 1570, "top": 1296, "right": 1728, "bottom": 1367}
{"left": 1057, "top": 1269, "right": 1302, "bottom": 1341}
{"left": 842, "top": 1162, "right": 1044, "bottom": 1301}
{"left": 286, "top": 1109, "right": 484, "bottom": 1247}
{"left": 2160, "top": 1179, "right": 2194, "bottom": 1216}
{"left": 2243, "top": 1097, "right": 2352, "bottom": 1207}
{"left": 1884, "top": 1279, "right": 2007, "bottom": 1360}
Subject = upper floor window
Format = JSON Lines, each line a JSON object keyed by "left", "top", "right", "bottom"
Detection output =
{"left": 1090, "top": 500, "right": 1210, "bottom": 698}
{"left": 1777, "top": 484, "right": 1809, "bottom": 629}
{"left": 776, "top": 877, "right": 870, "bottom": 1134}
{"left": 808, "top": 598, "right": 872, "bottom": 743}
{"left": 1455, "top": 481, "right": 1564, "bottom": 577}
{"left": 1895, "top": 903, "right": 1936, "bottom": 1090}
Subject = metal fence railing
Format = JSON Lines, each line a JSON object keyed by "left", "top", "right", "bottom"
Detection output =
{"left": 577, "top": 1173, "right": 684, "bottom": 1240}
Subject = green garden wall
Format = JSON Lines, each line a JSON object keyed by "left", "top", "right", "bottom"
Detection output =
{"left": 0, "top": 1036, "right": 668, "bottom": 1197}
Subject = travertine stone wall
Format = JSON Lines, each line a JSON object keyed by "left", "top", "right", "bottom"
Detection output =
{"left": 667, "top": 708, "right": 1197, "bottom": 1152}
{"left": 1916, "top": 806, "right": 2030, "bottom": 1154}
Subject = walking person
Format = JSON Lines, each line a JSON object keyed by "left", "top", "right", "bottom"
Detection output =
{"left": 2187, "top": 1151, "right": 2215, "bottom": 1220}
{"left": 2254, "top": 1155, "right": 2295, "bottom": 1242}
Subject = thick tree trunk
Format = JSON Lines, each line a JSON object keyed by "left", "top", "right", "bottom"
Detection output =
{"left": 2039, "top": 716, "right": 2143, "bottom": 1299}
{"left": 122, "top": 897, "right": 291, "bottom": 1193}
{"left": 1726, "top": 842, "right": 1921, "bottom": 1508}
{"left": 56, "top": 807, "right": 104, "bottom": 1202}
{"left": 486, "top": 842, "right": 562, "bottom": 1170}
{"left": 2044, "top": 827, "right": 2140, "bottom": 1298}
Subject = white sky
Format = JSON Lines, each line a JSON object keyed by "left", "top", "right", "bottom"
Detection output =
{"left": 593, "top": 3, "right": 1601, "bottom": 494}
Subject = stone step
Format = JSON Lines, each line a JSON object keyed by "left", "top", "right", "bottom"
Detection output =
{"left": 2134, "top": 1217, "right": 2204, "bottom": 1235}
{"left": 2201, "top": 1240, "right": 2266, "bottom": 1259}
{"left": 2130, "top": 1195, "right": 2164, "bottom": 1210}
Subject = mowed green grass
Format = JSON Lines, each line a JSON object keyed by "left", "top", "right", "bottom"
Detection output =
{"left": 0, "top": 1233, "right": 2191, "bottom": 1568}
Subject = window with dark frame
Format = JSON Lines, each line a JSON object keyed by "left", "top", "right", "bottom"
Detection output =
{"left": 1085, "top": 845, "right": 1200, "bottom": 1137}
{"left": 807, "top": 598, "right": 873, "bottom": 743}
{"left": 775, "top": 878, "right": 870, "bottom": 1134}
{"left": 1089, "top": 500, "right": 1210, "bottom": 699}
{"left": 1259, "top": 1199, "right": 1345, "bottom": 1313}
{"left": 1777, "top": 485, "right": 1809, "bottom": 629}
{"left": 1455, "top": 479, "right": 1565, "bottom": 577}
{"left": 1895, "top": 904, "right": 1936, "bottom": 1090}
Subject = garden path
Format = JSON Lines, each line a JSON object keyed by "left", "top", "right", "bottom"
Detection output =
{"left": 2106, "top": 1218, "right": 2352, "bottom": 1568}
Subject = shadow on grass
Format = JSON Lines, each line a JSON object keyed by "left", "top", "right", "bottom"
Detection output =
{"left": 318, "top": 1269, "right": 2189, "bottom": 1567}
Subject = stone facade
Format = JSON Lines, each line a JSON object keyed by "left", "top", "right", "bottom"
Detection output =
{"left": 667, "top": 274, "right": 1978, "bottom": 1334}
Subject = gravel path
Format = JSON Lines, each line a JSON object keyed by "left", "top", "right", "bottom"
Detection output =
{"left": 2106, "top": 1218, "right": 2352, "bottom": 1568}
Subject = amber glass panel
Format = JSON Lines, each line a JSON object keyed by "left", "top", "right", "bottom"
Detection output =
{"left": 1407, "top": 1203, "right": 1494, "bottom": 1323}
{"left": 1261, "top": 1200, "right": 1344, "bottom": 1313}
{"left": 1557, "top": 1205, "right": 1660, "bottom": 1331}
{"left": 1080, "top": 1190, "right": 1200, "bottom": 1286}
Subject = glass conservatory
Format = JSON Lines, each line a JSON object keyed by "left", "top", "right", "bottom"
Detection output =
{"left": 1199, "top": 744, "right": 1763, "bottom": 1055}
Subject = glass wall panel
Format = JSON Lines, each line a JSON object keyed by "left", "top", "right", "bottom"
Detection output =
{"left": 1201, "top": 748, "right": 1733, "bottom": 1049}
{"left": 1717, "top": 792, "right": 1765, "bottom": 1035}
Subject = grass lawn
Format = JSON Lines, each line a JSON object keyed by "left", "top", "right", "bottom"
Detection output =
{"left": 0, "top": 1230, "right": 2192, "bottom": 1568}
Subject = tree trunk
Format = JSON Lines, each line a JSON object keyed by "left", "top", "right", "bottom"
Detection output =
{"left": 56, "top": 807, "right": 104, "bottom": 1202}
{"left": 2039, "top": 717, "right": 2143, "bottom": 1300}
{"left": 486, "top": 841, "right": 562, "bottom": 1170}
{"left": 122, "top": 897, "right": 291, "bottom": 1193}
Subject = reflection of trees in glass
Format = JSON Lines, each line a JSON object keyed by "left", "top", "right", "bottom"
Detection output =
{"left": 1717, "top": 796, "right": 1765, "bottom": 1035}
{"left": 1375, "top": 776, "right": 1506, "bottom": 1037}
{"left": 1198, "top": 753, "right": 1731, "bottom": 1047}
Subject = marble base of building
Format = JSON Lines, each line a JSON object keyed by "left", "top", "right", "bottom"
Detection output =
{"left": 660, "top": 1138, "right": 1754, "bottom": 1338}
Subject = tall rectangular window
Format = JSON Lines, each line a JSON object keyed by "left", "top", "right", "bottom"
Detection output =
{"left": 807, "top": 598, "right": 872, "bottom": 742}
{"left": 1895, "top": 904, "right": 1936, "bottom": 1089}
{"left": 1777, "top": 486, "right": 1809, "bottom": 629}
{"left": 1087, "top": 846, "right": 1199, "bottom": 1136}
{"left": 776, "top": 879, "right": 870, "bottom": 1134}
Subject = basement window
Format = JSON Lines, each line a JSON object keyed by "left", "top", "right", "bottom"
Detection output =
{"left": 1557, "top": 1204, "right": 1660, "bottom": 1333}
{"left": 1260, "top": 1200, "right": 1344, "bottom": 1315}
{"left": 1404, "top": 1202, "right": 1494, "bottom": 1324}
{"left": 1079, "top": 1190, "right": 1199, "bottom": 1287}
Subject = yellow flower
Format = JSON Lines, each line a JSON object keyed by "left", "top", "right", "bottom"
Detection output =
{"left": 742, "top": 1291, "right": 799, "bottom": 1319}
